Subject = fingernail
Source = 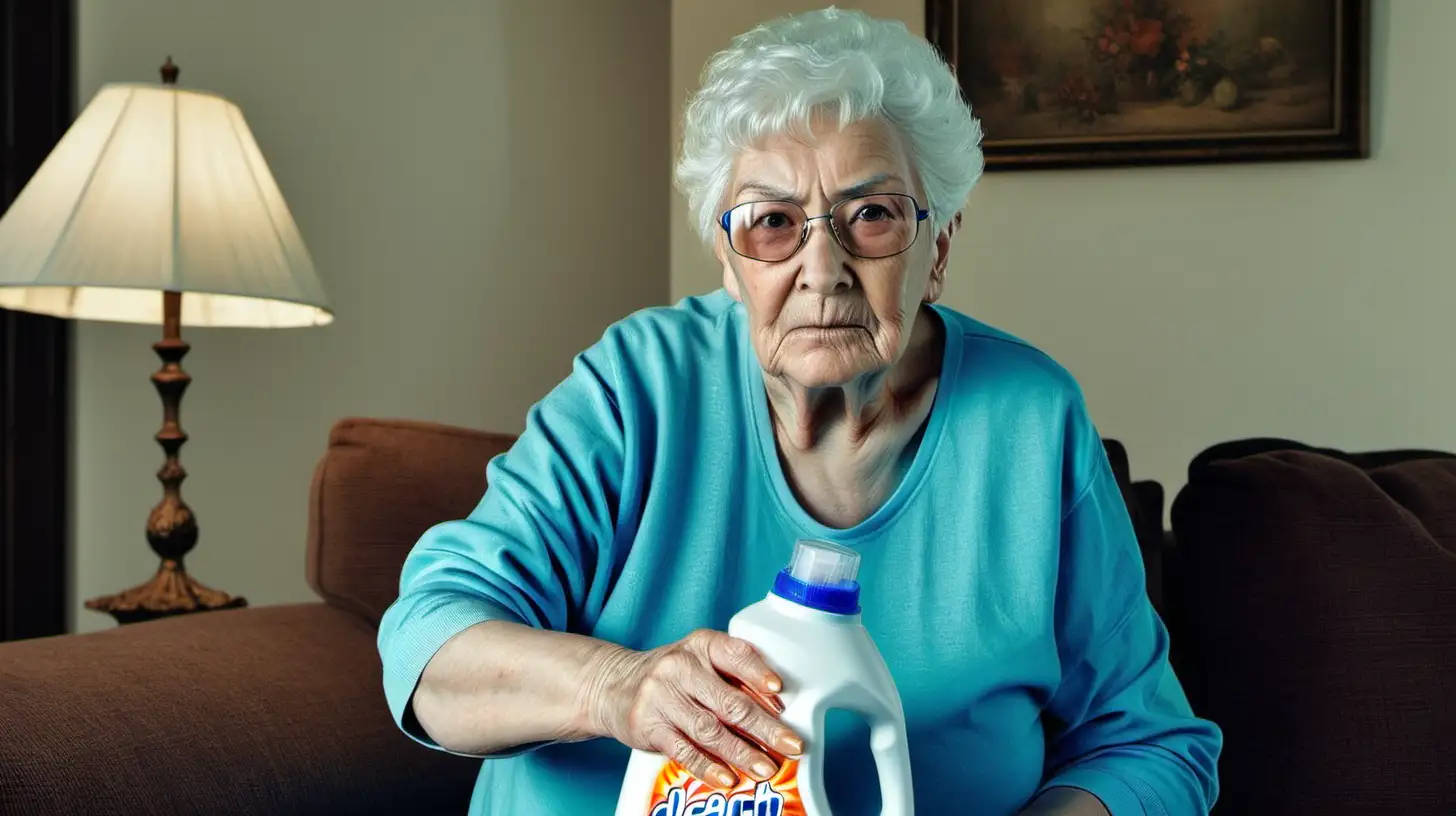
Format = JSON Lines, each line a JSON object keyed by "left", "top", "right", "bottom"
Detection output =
{"left": 780, "top": 733, "right": 803, "bottom": 754}
{"left": 714, "top": 768, "right": 738, "bottom": 789}
{"left": 752, "top": 760, "right": 776, "bottom": 780}
{"left": 766, "top": 675, "right": 782, "bottom": 692}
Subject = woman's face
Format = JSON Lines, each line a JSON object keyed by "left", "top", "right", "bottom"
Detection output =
{"left": 718, "top": 116, "right": 955, "bottom": 390}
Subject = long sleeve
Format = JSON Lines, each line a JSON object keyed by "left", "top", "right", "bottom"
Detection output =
{"left": 375, "top": 341, "right": 629, "bottom": 751}
{"left": 1038, "top": 424, "right": 1222, "bottom": 814}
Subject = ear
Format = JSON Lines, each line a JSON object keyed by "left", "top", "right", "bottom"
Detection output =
{"left": 716, "top": 234, "right": 743, "bottom": 302}
{"left": 923, "top": 211, "right": 961, "bottom": 304}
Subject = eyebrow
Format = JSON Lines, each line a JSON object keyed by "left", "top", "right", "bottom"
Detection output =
{"left": 734, "top": 181, "right": 797, "bottom": 201}
{"left": 836, "top": 173, "right": 905, "bottom": 199}
{"left": 733, "top": 173, "right": 908, "bottom": 203}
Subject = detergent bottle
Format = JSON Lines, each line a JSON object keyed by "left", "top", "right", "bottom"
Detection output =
{"left": 614, "top": 538, "right": 913, "bottom": 816}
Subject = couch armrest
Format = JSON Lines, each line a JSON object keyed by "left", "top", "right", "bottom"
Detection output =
{"left": 307, "top": 417, "right": 515, "bottom": 626}
{"left": 0, "top": 604, "right": 478, "bottom": 815}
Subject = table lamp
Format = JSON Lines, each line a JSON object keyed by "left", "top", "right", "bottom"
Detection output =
{"left": 0, "top": 59, "right": 332, "bottom": 625}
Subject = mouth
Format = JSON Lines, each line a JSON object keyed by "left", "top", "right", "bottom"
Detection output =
{"left": 787, "top": 324, "right": 867, "bottom": 338}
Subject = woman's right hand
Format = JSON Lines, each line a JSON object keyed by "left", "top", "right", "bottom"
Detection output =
{"left": 585, "top": 629, "right": 804, "bottom": 789}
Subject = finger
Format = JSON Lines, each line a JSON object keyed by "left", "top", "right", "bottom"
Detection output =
{"left": 704, "top": 682, "right": 802, "bottom": 763}
{"left": 654, "top": 724, "right": 738, "bottom": 790}
{"left": 689, "top": 630, "right": 782, "bottom": 697}
{"left": 730, "top": 676, "right": 785, "bottom": 716}
{"left": 683, "top": 631, "right": 801, "bottom": 757}
{"left": 678, "top": 698, "right": 778, "bottom": 782}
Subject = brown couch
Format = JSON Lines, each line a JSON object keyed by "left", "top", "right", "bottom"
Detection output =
{"left": 1165, "top": 439, "right": 1456, "bottom": 814}
{"left": 0, "top": 418, "right": 508, "bottom": 815}
{"left": 2, "top": 419, "right": 1453, "bottom": 814}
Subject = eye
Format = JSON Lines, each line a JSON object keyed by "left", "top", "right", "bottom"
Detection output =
{"left": 757, "top": 212, "right": 793, "bottom": 229}
{"left": 854, "top": 204, "right": 892, "bottom": 222}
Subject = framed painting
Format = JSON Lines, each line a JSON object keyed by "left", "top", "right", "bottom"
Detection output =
{"left": 925, "top": 0, "right": 1370, "bottom": 169}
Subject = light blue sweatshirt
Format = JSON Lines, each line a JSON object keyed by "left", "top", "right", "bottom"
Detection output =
{"left": 377, "top": 291, "right": 1221, "bottom": 815}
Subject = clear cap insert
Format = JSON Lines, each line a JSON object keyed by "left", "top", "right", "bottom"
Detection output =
{"left": 787, "top": 539, "right": 861, "bottom": 587}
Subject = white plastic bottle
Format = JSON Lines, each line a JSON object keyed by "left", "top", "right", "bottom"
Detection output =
{"left": 614, "top": 539, "right": 913, "bottom": 816}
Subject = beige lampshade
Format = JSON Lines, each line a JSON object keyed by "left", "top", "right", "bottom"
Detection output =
{"left": 0, "top": 81, "right": 331, "bottom": 328}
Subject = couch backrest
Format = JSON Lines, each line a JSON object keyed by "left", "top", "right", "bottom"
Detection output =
{"left": 306, "top": 417, "right": 516, "bottom": 625}
{"left": 1169, "top": 448, "right": 1456, "bottom": 813}
{"left": 305, "top": 424, "right": 1164, "bottom": 626}
{"left": 1102, "top": 438, "right": 1167, "bottom": 615}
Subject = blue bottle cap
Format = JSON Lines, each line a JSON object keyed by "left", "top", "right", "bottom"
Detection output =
{"left": 770, "top": 539, "right": 862, "bottom": 615}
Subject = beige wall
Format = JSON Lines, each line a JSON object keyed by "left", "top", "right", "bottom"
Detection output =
{"left": 72, "top": 0, "right": 669, "bottom": 632}
{"left": 68, "top": 1, "right": 1454, "bottom": 632}
{"left": 672, "top": 1, "right": 1456, "bottom": 514}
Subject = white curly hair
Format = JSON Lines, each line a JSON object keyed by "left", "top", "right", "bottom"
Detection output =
{"left": 675, "top": 6, "right": 984, "bottom": 247}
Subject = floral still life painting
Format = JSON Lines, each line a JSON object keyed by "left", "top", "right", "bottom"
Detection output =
{"left": 925, "top": 0, "right": 1369, "bottom": 168}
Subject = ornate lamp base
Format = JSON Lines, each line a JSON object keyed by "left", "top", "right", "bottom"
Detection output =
{"left": 86, "top": 290, "right": 247, "bottom": 626}
{"left": 85, "top": 559, "right": 247, "bottom": 625}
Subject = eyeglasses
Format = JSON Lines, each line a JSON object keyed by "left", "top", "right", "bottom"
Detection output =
{"left": 719, "top": 193, "right": 930, "bottom": 263}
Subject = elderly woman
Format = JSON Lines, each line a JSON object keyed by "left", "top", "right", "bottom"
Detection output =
{"left": 378, "top": 8, "right": 1220, "bottom": 815}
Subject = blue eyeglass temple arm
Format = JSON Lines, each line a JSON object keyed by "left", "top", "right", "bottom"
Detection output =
{"left": 719, "top": 205, "right": 931, "bottom": 232}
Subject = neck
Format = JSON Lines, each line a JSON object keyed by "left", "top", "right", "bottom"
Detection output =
{"left": 763, "top": 307, "right": 945, "bottom": 528}
{"left": 764, "top": 307, "right": 943, "bottom": 452}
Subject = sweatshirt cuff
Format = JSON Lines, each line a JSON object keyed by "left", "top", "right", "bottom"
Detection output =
{"left": 1040, "top": 765, "right": 1159, "bottom": 816}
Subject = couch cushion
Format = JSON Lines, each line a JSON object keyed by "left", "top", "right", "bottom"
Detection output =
{"left": 0, "top": 604, "right": 479, "bottom": 815}
{"left": 1169, "top": 449, "right": 1456, "bottom": 813}
{"left": 307, "top": 417, "right": 516, "bottom": 624}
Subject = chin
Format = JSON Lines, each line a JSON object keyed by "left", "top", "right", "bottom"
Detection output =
{"left": 780, "top": 352, "right": 880, "bottom": 389}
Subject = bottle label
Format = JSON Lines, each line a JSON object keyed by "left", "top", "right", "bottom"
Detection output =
{"left": 645, "top": 759, "right": 803, "bottom": 816}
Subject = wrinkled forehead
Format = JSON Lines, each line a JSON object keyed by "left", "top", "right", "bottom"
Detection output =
{"left": 727, "top": 116, "right": 920, "bottom": 204}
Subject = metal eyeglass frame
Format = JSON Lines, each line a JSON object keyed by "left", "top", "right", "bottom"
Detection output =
{"left": 718, "top": 193, "right": 931, "bottom": 263}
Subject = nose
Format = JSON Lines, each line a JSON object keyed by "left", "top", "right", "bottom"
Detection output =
{"left": 795, "top": 216, "right": 853, "bottom": 295}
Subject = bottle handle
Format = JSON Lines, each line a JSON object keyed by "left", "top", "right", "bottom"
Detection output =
{"left": 869, "top": 713, "right": 914, "bottom": 815}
